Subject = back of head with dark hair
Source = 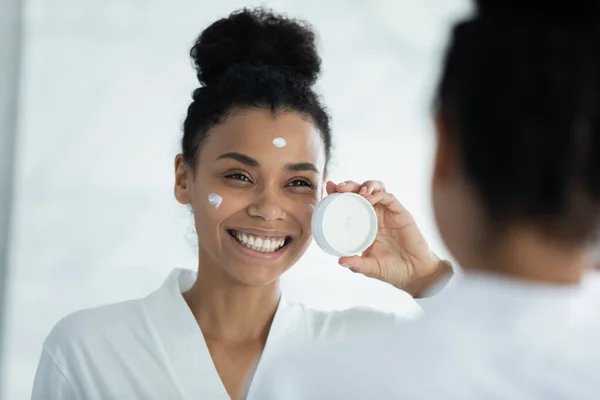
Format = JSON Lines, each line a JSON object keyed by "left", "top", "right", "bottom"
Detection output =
{"left": 181, "top": 8, "right": 331, "bottom": 172}
{"left": 436, "top": 0, "right": 600, "bottom": 242}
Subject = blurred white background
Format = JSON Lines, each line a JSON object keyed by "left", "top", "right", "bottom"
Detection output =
{"left": 1, "top": 0, "right": 471, "bottom": 398}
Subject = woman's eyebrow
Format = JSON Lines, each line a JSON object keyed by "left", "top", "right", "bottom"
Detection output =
{"left": 217, "top": 152, "right": 319, "bottom": 173}
{"left": 216, "top": 152, "right": 260, "bottom": 167}
{"left": 285, "top": 162, "right": 319, "bottom": 174}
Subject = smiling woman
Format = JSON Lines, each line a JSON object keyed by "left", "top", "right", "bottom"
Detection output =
{"left": 30, "top": 7, "right": 450, "bottom": 400}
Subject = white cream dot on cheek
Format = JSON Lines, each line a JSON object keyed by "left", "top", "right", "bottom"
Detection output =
{"left": 208, "top": 193, "right": 223, "bottom": 209}
{"left": 272, "top": 137, "right": 287, "bottom": 148}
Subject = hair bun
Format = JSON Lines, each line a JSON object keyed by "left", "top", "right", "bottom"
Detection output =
{"left": 190, "top": 7, "right": 321, "bottom": 87}
{"left": 475, "top": 0, "right": 600, "bottom": 20}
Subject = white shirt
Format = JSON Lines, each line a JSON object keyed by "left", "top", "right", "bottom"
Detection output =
{"left": 257, "top": 271, "right": 600, "bottom": 400}
{"left": 31, "top": 268, "right": 403, "bottom": 400}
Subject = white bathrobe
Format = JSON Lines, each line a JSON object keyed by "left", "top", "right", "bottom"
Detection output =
{"left": 256, "top": 271, "right": 600, "bottom": 400}
{"left": 31, "top": 268, "right": 403, "bottom": 399}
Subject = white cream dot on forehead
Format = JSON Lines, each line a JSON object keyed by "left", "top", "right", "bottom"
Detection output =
{"left": 272, "top": 137, "right": 287, "bottom": 148}
{"left": 208, "top": 193, "right": 223, "bottom": 209}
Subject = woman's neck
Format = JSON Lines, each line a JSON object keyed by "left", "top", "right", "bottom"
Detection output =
{"left": 183, "top": 259, "right": 281, "bottom": 343}
{"left": 464, "top": 227, "right": 591, "bottom": 285}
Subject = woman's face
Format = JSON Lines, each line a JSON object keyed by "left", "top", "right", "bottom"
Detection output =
{"left": 175, "top": 108, "right": 327, "bottom": 286}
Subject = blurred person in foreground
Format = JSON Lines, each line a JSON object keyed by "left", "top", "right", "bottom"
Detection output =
{"left": 257, "top": 0, "right": 600, "bottom": 399}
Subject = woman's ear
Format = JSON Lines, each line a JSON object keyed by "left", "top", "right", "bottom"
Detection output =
{"left": 174, "top": 154, "right": 193, "bottom": 205}
{"left": 433, "top": 113, "right": 453, "bottom": 186}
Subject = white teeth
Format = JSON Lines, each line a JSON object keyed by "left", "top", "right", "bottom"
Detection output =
{"left": 232, "top": 231, "right": 287, "bottom": 253}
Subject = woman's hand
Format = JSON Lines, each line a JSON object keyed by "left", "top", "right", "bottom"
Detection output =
{"left": 326, "top": 180, "right": 453, "bottom": 298}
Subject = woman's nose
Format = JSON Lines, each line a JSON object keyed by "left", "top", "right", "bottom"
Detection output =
{"left": 247, "top": 191, "right": 286, "bottom": 221}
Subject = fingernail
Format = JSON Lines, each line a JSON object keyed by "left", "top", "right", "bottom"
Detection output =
{"left": 338, "top": 182, "right": 347, "bottom": 186}
{"left": 359, "top": 186, "right": 367, "bottom": 195}
{"left": 340, "top": 263, "right": 351, "bottom": 268}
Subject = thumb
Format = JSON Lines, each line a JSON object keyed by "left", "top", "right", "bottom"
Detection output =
{"left": 338, "top": 256, "right": 376, "bottom": 277}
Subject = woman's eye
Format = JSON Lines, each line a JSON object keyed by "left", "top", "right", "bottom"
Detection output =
{"left": 225, "top": 173, "right": 252, "bottom": 182}
{"left": 288, "top": 179, "right": 313, "bottom": 188}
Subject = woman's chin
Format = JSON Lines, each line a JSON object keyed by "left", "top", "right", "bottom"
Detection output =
{"left": 224, "top": 266, "right": 286, "bottom": 287}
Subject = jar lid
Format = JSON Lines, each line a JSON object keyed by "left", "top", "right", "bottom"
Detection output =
{"left": 311, "top": 193, "right": 378, "bottom": 257}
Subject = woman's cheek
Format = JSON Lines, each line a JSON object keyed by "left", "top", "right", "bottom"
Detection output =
{"left": 203, "top": 185, "right": 252, "bottom": 220}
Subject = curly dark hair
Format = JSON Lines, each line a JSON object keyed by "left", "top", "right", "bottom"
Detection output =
{"left": 181, "top": 8, "right": 331, "bottom": 171}
{"left": 435, "top": 0, "right": 600, "bottom": 242}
